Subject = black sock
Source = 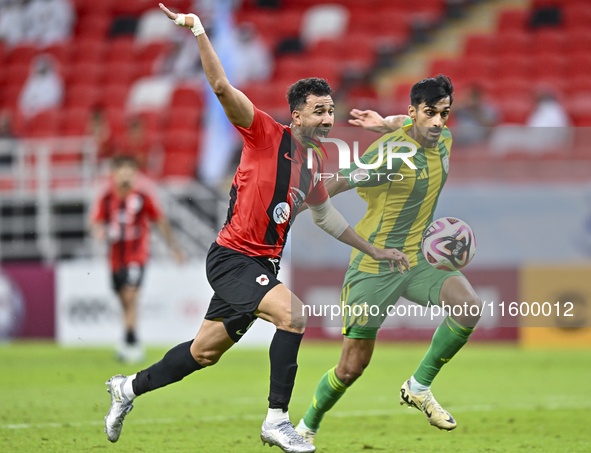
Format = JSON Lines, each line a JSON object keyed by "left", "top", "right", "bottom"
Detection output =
{"left": 132, "top": 340, "right": 203, "bottom": 396}
{"left": 268, "top": 329, "right": 304, "bottom": 411}
{"left": 125, "top": 330, "right": 136, "bottom": 345}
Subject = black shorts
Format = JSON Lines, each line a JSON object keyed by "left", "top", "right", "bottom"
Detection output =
{"left": 112, "top": 264, "right": 145, "bottom": 293}
{"left": 205, "top": 242, "right": 281, "bottom": 342}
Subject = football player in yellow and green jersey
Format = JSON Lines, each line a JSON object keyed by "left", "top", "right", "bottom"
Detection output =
{"left": 297, "top": 75, "right": 482, "bottom": 443}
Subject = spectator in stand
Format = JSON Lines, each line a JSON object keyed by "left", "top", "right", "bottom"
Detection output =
{"left": 0, "top": 0, "right": 25, "bottom": 46}
{"left": 232, "top": 23, "right": 273, "bottom": 87}
{"left": 527, "top": 91, "right": 570, "bottom": 128}
{"left": 24, "top": 0, "right": 75, "bottom": 47}
{"left": 87, "top": 107, "right": 114, "bottom": 162}
{"left": 114, "top": 117, "right": 163, "bottom": 178}
{"left": 489, "top": 90, "right": 571, "bottom": 155}
{"left": 453, "top": 86, "right": 499, "bottom": 146}
{"left": 0, "top": 110, "right": 17, "bottom": 168}
{"left": 18, "top": 54, "right": 64, "bottom": 119}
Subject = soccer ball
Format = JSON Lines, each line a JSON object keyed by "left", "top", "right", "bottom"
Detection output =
{"left": 421, "top": 217, "right": 476, "bottom": 271}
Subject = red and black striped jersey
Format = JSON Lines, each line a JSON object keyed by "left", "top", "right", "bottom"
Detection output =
{"left": 90, "top": 185, "right": 163, "bottom": 270}
{"left": 216, "top": 107, "right": 329, "bottom": 258}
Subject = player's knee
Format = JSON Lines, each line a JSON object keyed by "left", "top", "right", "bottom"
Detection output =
{"left": 273, "top": 303, "right": 307, "bottom": 332}
{"left": 337, "top": 362, "right": 367, "bottom": 386}
{"left": 191, "top": 348, "right": 221, "bottom": 367}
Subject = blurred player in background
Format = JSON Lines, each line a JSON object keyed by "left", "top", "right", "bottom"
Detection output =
{"left": 296, "top": 75, "right": 482, "bottom": 444}
{"left": 90, "top": 156, "right": 184, "bottom": 363}
{"left": 102, "top": 4, "right": 409, "bottom": 453}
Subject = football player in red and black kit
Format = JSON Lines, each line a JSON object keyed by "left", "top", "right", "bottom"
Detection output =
{"left": 104, "top": 4, "right": 410, "bottom": 453}
{"left": 91, "top": 156, "right": 185, "bottom": 363}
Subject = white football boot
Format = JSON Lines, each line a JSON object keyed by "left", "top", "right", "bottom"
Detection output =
{"left": 260, "top": 419, "right": 316, "bottom": 452}
{"left": 104, "top": 375, "right": 134, "bottom": 442}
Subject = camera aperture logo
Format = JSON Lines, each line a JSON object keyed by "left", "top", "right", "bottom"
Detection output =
{"left": 307, "top": 138, "right": 418, "bottom": 183}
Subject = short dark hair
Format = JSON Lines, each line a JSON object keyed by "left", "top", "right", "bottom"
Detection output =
{"left": 410, "top": 74, "right": 454, "bottom": 108}
{"left": 287, "top": 78, "right": 333, "bottom": 113}
{"left": 111, "top": 155, "right": 138, "bottom": 168}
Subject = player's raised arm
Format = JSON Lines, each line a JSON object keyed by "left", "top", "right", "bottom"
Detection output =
{"left": 308, "top": 198, "right": 410, "bottom": 274}
{"left": 349, "top": 109, "right": 409, "bottom": 133}
{"left": 160, "top": 3, "right": 254, "bottom": 128}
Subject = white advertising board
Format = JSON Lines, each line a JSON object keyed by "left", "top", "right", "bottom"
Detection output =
{"left": 56, "top": 259, "right": 280, "bottom": 347}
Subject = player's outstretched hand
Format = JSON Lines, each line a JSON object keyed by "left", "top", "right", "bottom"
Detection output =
{"left": 371, "top": 248, "right": 410, "bottom": 274}
{"left": 348, "top": 109, "right": 389, "bottom": 133}
{"left": 159, "top": 3, "right": 199, "bottom": 31}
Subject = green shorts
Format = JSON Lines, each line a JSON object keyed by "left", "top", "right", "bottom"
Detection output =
{"left": 341, "top": 256, "right": 464, "bottom": 339}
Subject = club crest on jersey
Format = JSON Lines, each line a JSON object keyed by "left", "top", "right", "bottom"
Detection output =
{"left": 313, "top": 171, "right": 321, "bottom": 187}
{"left": 442, "top": 156, "right": 449, "bottom": 174}
{"left": 256, "top": 274, "right": 269, "bottom": 286}
{"left": 126, "top": 194, "right": 144, "bottom": 214}
{"left": 273, "top": 202, "right": 291, "bottom": 224}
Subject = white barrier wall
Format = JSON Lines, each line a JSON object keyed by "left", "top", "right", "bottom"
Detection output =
{"left": 56, "top": 260, "right": 280, "bottom": 347}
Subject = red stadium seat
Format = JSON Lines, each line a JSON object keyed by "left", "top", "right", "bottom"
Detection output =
{"left": 494, "top": 55, "right": 533, "bottom": 80}
{"left": 497, "top": 94, "right": 534, "bottom": 124}
{"left": 565, "top": 93, "right": 591, "bottom": 127}
{"left": 104, "top": 62, "right": 137, "bottom": 86}
{"left": 566, "top": 55, "right": 591, "bottom": 80}
{"left": 491, "top": 31, "right": 532, "bottom": 58}
{"left": 44, "top": 43, "right": 72, "bottom": 66}
{"left": 530, "top": 55, "right": 566, "bottom": 81}
{"left": 163, "top": 130, "right": 200, "bottom": 177}
{"left": 4, "top": 63, "right": 30, "bottom": 87}
{"left": 463, "top": 34, "right": 494, "bottom": 57}
{"left": 456, "top": 57, "right": 495, "bottom": 84}
{"left": 73, "top": 39, "right": 107, "bottom": 63}
{"left": 171, "top": 87, "right": 204, "bottom": 109}
{"left": 103, "top": 84, "right": 130, "bottom": 109}
{"left": 164, "top": 106, "right": 203, "bottom": 134}
{"left": 497, "top": 9, "right": 529, "bottom": 33}
{"left": 429, "top": 58, "right": 460, "bottom": 81}
{"left": 65, "top": 84, "right": 102, "bottom": 109}
{"left": 75, "top": 15, "right": 112, "bottom": 40}
{"left": 24, "top": 109, "right": 62, "bottom": 137}
{"left": 565, "top": 76, "right": 591, "bottom": 95}
{"left": 105, "top": 108, "right": 127, "bottom": 137}
{"left": 136, "top": 41, "right": 172, "bottom": 63}
{"left": 5, "top": 44, "right": 37, "bottom": 66}
{"left": 61, "top": 107, "right": 90, "bottom": 136}
{"left": 162, "top": 149, "right": 199, "bottom": 177}
{"left": 563, "top": 4, "right": 591, "bottom": 31}
{"left": 105, "top": 37, "right": 136, "bottom": 63}
{"left": 493, "top": 77, "right": 531, "bottom": 98}
{"left": 68, "top": 61, "right": 104, "bottom": 85}
{"left": 531, "top": 30, "right": 566, "bottom": 57}
{"left": 565, "top": 29, "right": 591, "bottom": 56}
{"left": 0, "top": 84, "right": 23, "bottom": 110}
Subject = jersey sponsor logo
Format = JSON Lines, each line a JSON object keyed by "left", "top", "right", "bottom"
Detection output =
{"left": 256, "top": 274, "right": 270, "bottom": 286}
{"left": 126, "top": 193, "right": 144, "bottom": 215}
{"left": 350, "top": 168, "right": 369, "bottom": 182}
{"left": 313, "top": 171, "right": 321, "bottom": 187}
{"left": 417, "top": 168, "right": 428, "bottom": 180}
{"left": 442, "top": 155, "right": 449, "bottom": 174}
{"left": 273, "top": 202, "right": 291, "bottom": 224}
{"left": 284, "top": 152, "right": 299, "bottom": 164}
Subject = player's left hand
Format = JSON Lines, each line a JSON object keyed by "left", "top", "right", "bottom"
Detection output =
{"left": 159, "top": 3, "right": 195, "bottom": 28}
{"left": 348, "top": 109, "right": 390, "bottom": 133}
{"left": 371, "top": 248, "right": 410, "bottom": 274}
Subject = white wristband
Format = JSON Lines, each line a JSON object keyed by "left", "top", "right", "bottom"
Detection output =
{"left": 174, "top": 13, "right": 205, "bottom": 36}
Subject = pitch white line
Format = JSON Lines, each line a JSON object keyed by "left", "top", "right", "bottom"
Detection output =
{"left": 2, "top": 400, "right": 588, "bottom": 430}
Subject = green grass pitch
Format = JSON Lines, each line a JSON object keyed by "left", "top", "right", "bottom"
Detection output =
{"left": 1, "top": 340, "right": 590, "bottom": 452}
